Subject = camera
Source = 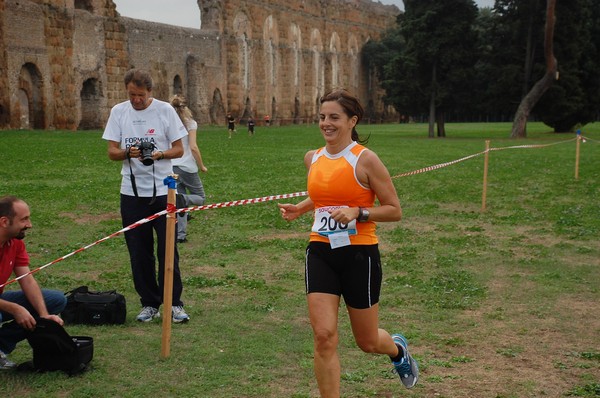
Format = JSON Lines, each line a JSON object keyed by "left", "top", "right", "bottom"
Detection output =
{"left": 134, "top": 141, "right": 156, "bottom": 166}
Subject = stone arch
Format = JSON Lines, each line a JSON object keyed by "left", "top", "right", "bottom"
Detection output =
{"left": 241, "top": 97, "right": 252, "bottom": 123}
{"left": 293, "top": 96, "right": 300, "bottom": 124}
{"left": 329, "top": 32, "right": 341, "bottom": 89}
{"left": 233, "top": 11, "right": 252, "bottom": 91}
{"left": 210, "top": 88, "right": 225, "bottom": 125}
{"left": 173, "top": 74, "right": 183, "bottom": 95}
{"left": 79, "top": 77, "right": 103, "bottom": 130}
{"left": 17, "top": 90, "right": 29, "bottom": 129}
{"left": 271, "top": 96, "right": 277, "bottom": 125}
{"left": 0, "top": 103, "right": 8, "bottom": 128}
{"left": 18, "top": 63, "right": 44, "bottom": 129}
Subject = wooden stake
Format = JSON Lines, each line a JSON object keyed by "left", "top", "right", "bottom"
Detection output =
{"left": 481, "top": 140, "right": 490, "bottom": 212}
{"left": 161, "top": 174, "right": 178, "bottom": 359}
{"left": 575, "top": 131, "right": 581, "bottom": 180}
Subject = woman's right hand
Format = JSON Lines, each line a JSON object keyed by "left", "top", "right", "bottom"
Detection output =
{"left": 278, "top": 203, "right": 300, "bottom": 221}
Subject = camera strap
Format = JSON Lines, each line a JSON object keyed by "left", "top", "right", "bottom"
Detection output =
{"left": 127, "top": 153, "right": 157, "bottom": 205}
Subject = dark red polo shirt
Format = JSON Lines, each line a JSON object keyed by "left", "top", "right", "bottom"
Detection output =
{"left": 0, "top": 239, "right": 29, "bottom": 294}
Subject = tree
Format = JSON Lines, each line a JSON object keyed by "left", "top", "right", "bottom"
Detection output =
{"left": 362, "top": 23, "right": 407, "bottom": 121}
{"left": 485, "top": 0, "right": 598, "bottom": 133}
{"left": 365, "top": 0, "right": 479, "bottom": 137}
{"left": 481, "top": 0, "right": 546, "bottom": 123}
{"left": 511, "top": 0, "right": 557, "bottom": 138}
{"left": 366, "top": 0, "right": 599, "bottom": 130}
{"left": 533, "top": 0, "right": 600, "bottom": 132}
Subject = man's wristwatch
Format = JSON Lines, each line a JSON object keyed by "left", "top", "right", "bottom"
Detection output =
{"left": 357, "top": 207, "right": 370, "bottom": 222}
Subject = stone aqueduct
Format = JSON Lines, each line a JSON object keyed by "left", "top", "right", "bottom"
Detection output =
{"left": 0, "top": 0, "right": 399, "bottom": 130}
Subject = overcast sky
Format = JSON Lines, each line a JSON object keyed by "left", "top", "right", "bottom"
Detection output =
{"left": 112, "top": 0, "right": 496, "bottom": 29}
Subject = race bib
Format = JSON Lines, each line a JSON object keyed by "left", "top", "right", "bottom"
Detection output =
{"left": 329, "top": 231, "right": 351, "bottom": 249}
{"left": 312, "top": 206, "right": 357, "bottom": 237}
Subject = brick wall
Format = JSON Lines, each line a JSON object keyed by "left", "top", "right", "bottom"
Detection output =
{"left": 0, "top": 0, "right": 398, "bottom": 129}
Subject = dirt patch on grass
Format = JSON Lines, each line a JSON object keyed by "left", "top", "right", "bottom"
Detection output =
{"left": 411, "top": 240, "right": 600, "bottom": 397}
{"left": 59, "top": 211, "right": 120, "bottom": 225}
{"left": 422, "top": 294, "right": 600, "bottom": 397}
{"left": 254, "top": 231, "right": 311, "bottom": 241}
{"left": 372, "top": 214, "right": 600, "bottom": 397}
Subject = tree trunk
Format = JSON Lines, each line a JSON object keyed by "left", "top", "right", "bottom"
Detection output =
{"left": 436, "top": 111, "right": 446, "bottom": 137}
{"left": 511, "top": 0, "right": 558, "bottom": 139}
{"left": 522, "top": 0, "right": 539, "bottom": 98}
{"left": 428, "top": 62, "right": 437, "bottom": 138}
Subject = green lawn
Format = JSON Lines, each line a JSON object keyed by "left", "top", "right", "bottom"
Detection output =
{"left": 0, "top": 122, "right": 599, "bottom": 397}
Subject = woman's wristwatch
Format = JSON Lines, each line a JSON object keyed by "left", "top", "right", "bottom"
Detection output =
{"left": 357, "top": 207, "right": 370, "bottom": 222}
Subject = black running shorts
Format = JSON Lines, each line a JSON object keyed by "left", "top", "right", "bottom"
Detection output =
{"left": 305, "top": 241, "right": 382, "bottom": 309}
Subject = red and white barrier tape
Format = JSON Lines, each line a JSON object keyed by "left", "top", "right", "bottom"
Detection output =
{"left": 0, "top": 191, "right": 308, "bottom": 288}
{"left": 392, "top": 150, "right": 487, "bottom": 179}
{"left": 580, "top": 135, "right": 597, "bottom": 143}
{"left": 173, "top": 191, "right": 308, "bottom": 215}
{"left": 391, "top": 137, "right": 578, "bottom": 179}
{"left": 489, "top": 137, "right": 576, "bottom": 152}
{"left": 0, "top": 210, "right": 169, "bottom": 289}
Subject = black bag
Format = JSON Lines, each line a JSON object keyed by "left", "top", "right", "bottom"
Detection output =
{"left": 62, "top": 286, "right": 126, "bottom": 325}
{"left": 24, "top": 318, "right": 93, "bottom": 375}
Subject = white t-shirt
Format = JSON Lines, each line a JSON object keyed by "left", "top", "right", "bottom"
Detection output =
{"left": 102, "top": 99, "right": 188, "bottom": 196}
{"left": 172, "top": 118, "right": 199, "bottom": 173}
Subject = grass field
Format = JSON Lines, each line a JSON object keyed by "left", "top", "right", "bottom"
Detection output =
{"left": 0, "top": 122, "right": 599, "bottom": 397}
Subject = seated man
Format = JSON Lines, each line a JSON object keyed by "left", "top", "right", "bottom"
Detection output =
{"left": 0, "top": 196, "right": 66, "bottom": 369}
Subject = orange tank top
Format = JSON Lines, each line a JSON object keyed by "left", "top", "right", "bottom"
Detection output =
{"left": 308, "top": 142, "right": 377, "bottom": 245}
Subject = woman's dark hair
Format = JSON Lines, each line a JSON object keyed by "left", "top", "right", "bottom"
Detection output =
{"left": 320, "top": 89, "right": 368, "bottom": 144}
{"left": 124, "top": 69, "right": 153, "bottom": 91}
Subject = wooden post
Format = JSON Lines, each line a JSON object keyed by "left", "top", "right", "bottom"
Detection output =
{"left": 161, "top": 174, "right": 178, "bottom": 359}
{"left": 575, "top": 130, "right": 581, "bottom": 180}
{"left": 481, "top": 140, "right": 490, "bottom": 212}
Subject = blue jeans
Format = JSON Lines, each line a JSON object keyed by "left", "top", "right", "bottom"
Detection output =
{"left": 173, "top": 167, "right": 206, "bottom": 240}
{"left": 0, "top": 289, "right": 67, "bottom": 354}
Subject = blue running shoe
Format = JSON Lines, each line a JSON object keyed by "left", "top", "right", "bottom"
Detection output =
{"left": 136, "top": 306, "right": 160, "bottom": 322}
{"left": 391, "top": 334, "right": 419, "bottom": 389}
{"left": 172, "top": 306, "right": 190, "bottom": 323}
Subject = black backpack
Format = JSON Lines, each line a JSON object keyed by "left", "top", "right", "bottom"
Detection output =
{"left": 23, "top": 318, "right": 93, "bottom": 375}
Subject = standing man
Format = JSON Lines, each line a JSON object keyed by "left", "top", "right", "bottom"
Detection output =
{"left": 102, "top": 69, "right": 190, "bottom": 323}
{"left": 0, "top": 196, "right": 67, "bottom": 369}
